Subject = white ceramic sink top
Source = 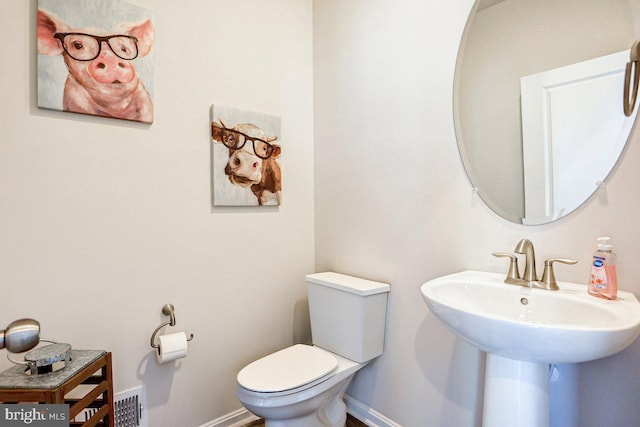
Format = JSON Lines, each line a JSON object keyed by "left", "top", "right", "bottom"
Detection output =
{"left": 421, "top": 271, "right": 640, "bottom": 363}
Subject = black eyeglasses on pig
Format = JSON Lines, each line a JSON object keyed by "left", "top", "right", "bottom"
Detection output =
{"left": 54, "top": 32, "right": 139, "bottom": 61}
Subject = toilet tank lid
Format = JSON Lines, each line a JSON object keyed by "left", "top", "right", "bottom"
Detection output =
{"left": 306, "top": 272, "right": 390, "bottom": 296}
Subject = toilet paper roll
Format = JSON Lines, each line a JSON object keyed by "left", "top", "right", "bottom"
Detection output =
{"left": 156, "top": 332, "right": 188, "bottom": 364}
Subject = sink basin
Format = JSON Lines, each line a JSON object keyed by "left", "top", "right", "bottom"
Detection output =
{"left": 420, "top": 270, "right": 640, "bottom": 364}
{"left": 421, "top": 270, "right": 640, "bottom": 427}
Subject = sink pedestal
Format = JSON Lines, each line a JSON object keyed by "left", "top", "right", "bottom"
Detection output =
{"left": 483, "top": 354, "right": 549, "bottom": 427}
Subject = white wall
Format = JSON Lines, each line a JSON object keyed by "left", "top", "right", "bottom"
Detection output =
{"left": 4, "top": 1, "right": 640, "bottom": 426}
{"left": 1, "top": 1, "right": 313, "bottom": 426}
{"left": 314, "top": 1, "right": 640, "bottom": 426}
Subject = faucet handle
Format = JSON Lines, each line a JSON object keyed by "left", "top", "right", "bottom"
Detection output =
{"left": 541, "top": 258, "right": 578, "bottom": 291}
{"left": 492, "top": 252, "right": 521, "bottom": 283}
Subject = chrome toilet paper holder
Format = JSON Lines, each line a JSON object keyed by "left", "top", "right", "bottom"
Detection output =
{"left": 150, "top": 304, "right": 194, "bottom": 354}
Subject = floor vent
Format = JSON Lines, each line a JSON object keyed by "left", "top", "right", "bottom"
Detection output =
{"left": 76, "top": 386, "right": 147, "bottom": 427}
{"left": 113, "top": 386, "right": 146, "bottom": 427}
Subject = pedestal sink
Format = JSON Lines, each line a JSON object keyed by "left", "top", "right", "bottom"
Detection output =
{"left": 420, "top": 271, "right": 640, "bottom": 427}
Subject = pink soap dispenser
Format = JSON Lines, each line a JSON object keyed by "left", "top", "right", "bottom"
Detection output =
{"left": 588, "top": 236, "right": 618, "bottom": 300}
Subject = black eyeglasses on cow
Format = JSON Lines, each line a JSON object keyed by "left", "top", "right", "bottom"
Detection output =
{"left": 54, "top": 32, "right": 139, "bottom": 61}
{"left": 212, "top": 123, "right": 277, "bottom": 160}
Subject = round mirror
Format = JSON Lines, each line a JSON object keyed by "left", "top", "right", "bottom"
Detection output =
{"left": 454, "top": 0, "right": 640, "bottom": 225}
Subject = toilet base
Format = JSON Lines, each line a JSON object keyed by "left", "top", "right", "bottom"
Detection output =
{"left": 252, "top": 376, "right": 353, "bottom": 427}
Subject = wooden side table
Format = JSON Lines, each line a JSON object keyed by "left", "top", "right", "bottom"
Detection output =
{"left": 0, "top": 350, "right": 114, "bottom": 427}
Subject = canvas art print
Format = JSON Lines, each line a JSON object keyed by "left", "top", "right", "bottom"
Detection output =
{"left": 37, "top": 0, "right": 155, "bottom": 124}
{"left": 211, "top": 106, "right": 282, "bottom": 206}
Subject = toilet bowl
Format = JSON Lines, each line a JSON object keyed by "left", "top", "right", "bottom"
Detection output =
{"left": 237, "top": 344, "right": 365, "bottom": 427}
{"left": 236, "top": 272, "right": 390, "bottom": 427}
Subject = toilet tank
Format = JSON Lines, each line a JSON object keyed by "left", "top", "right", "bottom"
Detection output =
{"left": 306, "top": 272, "right": 390, "bottom": 363}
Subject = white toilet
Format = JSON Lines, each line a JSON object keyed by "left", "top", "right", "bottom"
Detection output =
{"left": 237, "top": 272, "right": 390, "bottom": 427}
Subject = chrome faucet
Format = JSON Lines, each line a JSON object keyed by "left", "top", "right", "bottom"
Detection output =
{"left": 493, "top": 239, "right": 577, "bottom": 291}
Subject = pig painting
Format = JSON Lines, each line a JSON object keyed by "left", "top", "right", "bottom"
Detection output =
{"left": 37, "top": 0, "right": 154, "bottom": 124}
{"left": 210, "top": 106, "right": 282, "bottom": 207}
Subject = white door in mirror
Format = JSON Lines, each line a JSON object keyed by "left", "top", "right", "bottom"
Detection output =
{"left": 521, "top": 50, "right": 634, "bottom": 224}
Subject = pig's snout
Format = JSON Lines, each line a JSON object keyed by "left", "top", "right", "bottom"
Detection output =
{"left": 89, "top": 50, "right": 136, "bottom": 85}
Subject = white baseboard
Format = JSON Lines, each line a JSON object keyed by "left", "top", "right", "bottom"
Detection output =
{"left": 345, "top": 394, "right": 401, "bottom": 427}
{"left": 200, "top": 395, "right": 400, "bottom": 427}
{"left": 198, "top": 407, "right": 259, "bottom": 427}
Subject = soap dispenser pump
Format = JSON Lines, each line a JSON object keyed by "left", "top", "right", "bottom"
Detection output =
{"left": 588, "top": 236, "right": 618, "bottom": 300}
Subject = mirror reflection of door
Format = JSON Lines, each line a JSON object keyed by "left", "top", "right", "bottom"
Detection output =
{"left": 520, "top": 50, "right": 636, "bottom": 224}
{"left": 454, "top": 0, "right": 640, "bottom": 225}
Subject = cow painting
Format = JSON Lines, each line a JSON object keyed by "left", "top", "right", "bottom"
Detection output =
{"left": 37, "top": 0, "right": 154, "bottom": 124}
{"left": 210, "top": 106, "right": 282, "bottom": 207}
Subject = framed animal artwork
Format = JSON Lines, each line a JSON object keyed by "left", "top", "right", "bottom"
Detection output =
{"left": 37, "top": 0, "right": 155, "bottom": 124}
{"left": 210, "top": 106, "right": 282, "bottom": 207}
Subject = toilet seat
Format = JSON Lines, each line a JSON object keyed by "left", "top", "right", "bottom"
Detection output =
{"left": 237, "top": 344, "right": 338, "bottom": 396}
